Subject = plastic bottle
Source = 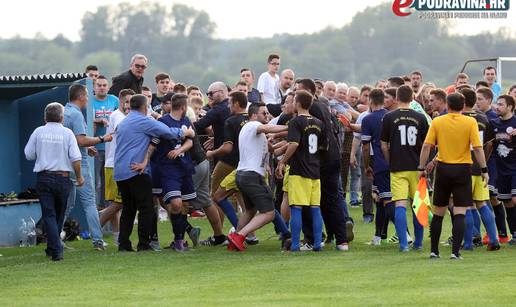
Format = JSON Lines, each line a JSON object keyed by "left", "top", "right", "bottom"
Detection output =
{"left": 18, "top": 219, "right": 28, "bottom": 247}
{"left": 26, "top": 217, "right": 37, "bottom": 247}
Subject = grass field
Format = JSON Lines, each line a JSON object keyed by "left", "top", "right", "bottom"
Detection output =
{"left": 1, "top": 207, "right": 515, "bottom": 306}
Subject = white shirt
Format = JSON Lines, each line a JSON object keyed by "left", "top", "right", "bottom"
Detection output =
{"left": 237, "top": 121, "right": 268, "bottom": 176}
{"left": 257, "top": 72, "right": 281, "bottom": 105}
{"left": 105, "top": 109, "right": 126, "bottom": 168}
{"left": 24, "top": 122, "right": 81, "bottom": 173}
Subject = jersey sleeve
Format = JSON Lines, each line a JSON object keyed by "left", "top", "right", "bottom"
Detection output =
{"left": 287, "top": 119, "right": 301, "bottom": 144}
{"left": 469, "top": 119, "right": 482, "bottom": 148}
{"left": 223, "top": 118, "right": 235, "bottom": 144}
{"left": 380, "top": 114, "right": 391, "bottom": 143}
{"left": 424, "top": 121, "right": 437, "bottom": 145}
{"left": 361, "top": 116, "right": 372, "bottom": 144}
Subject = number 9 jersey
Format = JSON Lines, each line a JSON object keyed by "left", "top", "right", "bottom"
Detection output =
{"left": 287, "top": 114, "right": 323, "bottom": 179}
{"left": 380, "top": 108, "right": 429, "bottom": 172}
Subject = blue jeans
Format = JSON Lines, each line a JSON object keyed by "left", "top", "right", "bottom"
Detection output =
{"left": 65, "top": 160, "right": 103, "bottom": 243}
{"left": 37, "top": 172, "right": 72, "bottom": 257}
{"left": 349, "top": 151, "right": 361, "bottom": 203}
{"left": 94, "top": 150, "right": 107, "bottom": 208}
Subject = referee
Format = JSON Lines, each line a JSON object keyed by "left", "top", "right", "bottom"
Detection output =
{"left": 418, "top": 92, "right": 488, "bottom": 260}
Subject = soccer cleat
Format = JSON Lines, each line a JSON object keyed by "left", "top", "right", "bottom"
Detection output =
{"left": 188, "top": 226, "right": 201, "bottom": 248}
{"left": 346, "top": 221, "right": 354, "bottom": 242}
{"left": 228, "top": 232, "right": 246, "bottom": 251}
{"left": 245, "top": 234, "right": 260, "bottom": 245}
{"left": 51, "top": 254, "right": 64, "bottom": 262}
{"left": 282, "top": 238, "right": 292, "bottom": 251}
{"left": 369, "top": 236, "right": 382, "bottom": 246}
{"left": 149, "top": 240, "right": 162, "bottom": 251}
{"left": 299, "top": 243, "right": 313, "bottom": 251}
{"left": 336, "top": 243, "right": 349, "bottom": 251}
{"left": 499, "top": 236, "right": 510, "bottom": 244}
{"left": 172, "top": 240, "right": 189, "bottom": 252}
{"left": 227, "top": 241, "right": 236, "bottom": 251}
{"left": 93, "top": 241, "right": 106, "bottom": 251}
{"left": 450, "top": 253, "right": 463, "bottom": 260}
{"left": 508, "top": 238, "right": 516, "bottom": 246}
{"left": 362, "top": 215, "right": 374, "bottom": 224}
{"left": 481, "top": 234, "right": 489, "bottom": 245}
{"left": 429, "top": 252, "right": 440, "bottom": 259}
{"left": 400, "top": 247, "right": 410, "bottom": 253}
{"left": 412, "top": 245, "right": 423, "bottom": 251}
{"left": 487, "top": 243, "right": 501, "bottom": 251}
{"left": 388, "top": 235, "right": 399, "bottom": 244}
{"left": 200, "top": 236, "right": 228, "bottom": 246}
{"left": 190, "top": 210, "right": 206, "bottom": 218}
{"left": 349, "top": 201, "right": 361, "bottom": 208}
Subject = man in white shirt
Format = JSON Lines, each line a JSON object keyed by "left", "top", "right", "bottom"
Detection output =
{"left": 257, "top": 54, "right": 282, "bottom": 114}
{"left": 24, "top": 103, "right": 84, "bottom": 261}
{"left": 227, "top": 103, "right": 288, "bottom": 251}
{"left": 99, "top": 89, "right": 134, "bottom": 246}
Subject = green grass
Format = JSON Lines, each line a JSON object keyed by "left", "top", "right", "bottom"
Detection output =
{"left": 1, "top": 207, "right": 515, "bottom": 306}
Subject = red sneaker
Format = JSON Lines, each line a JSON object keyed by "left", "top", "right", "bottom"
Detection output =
{"left": 227, "top": 241, "right": 236, "bottom": 251}
{"left": 190, "top": 210, "right": 206, "bottom": 218}
{"left": 228, "top": 232, "right": 246, "bottom": 251}
{"left": 482, "top": 234, "right": 490, "bottom": 245}
{"left": 499, "top": 235, "right": 510, "bottom": 244}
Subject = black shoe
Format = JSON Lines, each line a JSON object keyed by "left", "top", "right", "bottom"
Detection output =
{"left": 51, "top": 254, "right": 64, "bottom": 261}
{"left": 118, "top": 246, "right": 135, "bottom": 252}
{"left": 346, "top": 221, "right": 355, "bottom": 242}
{"left": 137, "top": 244, "right": 153, "bottom": 252}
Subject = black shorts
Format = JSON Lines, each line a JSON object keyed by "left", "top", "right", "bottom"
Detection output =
{"left": 433, "top": 162, "right": 472, "bottom": 207}
{"left": 235, "top": 170, "right": 274, "bottom": 213}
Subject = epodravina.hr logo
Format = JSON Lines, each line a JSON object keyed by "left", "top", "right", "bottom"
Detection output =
{"left": 392, "top": 0, "right": 510, "bottom": 17}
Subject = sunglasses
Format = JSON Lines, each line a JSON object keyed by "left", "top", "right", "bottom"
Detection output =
{"left": 206, "top": 90, "right": 222, "bottom": 97}
{"left": 134, "top": 64, "right": 147, "bottom": 69}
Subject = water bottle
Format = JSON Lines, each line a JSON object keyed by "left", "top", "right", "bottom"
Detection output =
{"left": 26, "top": 217, "right": 37, "bottom": 247}
{"left": 18, "top": 219, "right": 28, "bottom": 247}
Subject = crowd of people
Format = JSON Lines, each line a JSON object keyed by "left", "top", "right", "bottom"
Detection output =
{"left": 24, "top": 53, "right": 516, "bottom": 261}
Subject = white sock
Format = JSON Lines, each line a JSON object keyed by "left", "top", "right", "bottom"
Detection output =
{"left": 113, "top": 232, "right": 119, "bottom": 246}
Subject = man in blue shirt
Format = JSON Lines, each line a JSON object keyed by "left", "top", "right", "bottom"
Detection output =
{"left": 63, "top": 84, "right": 113, "bottom": 251}
{"left": 483, "top": 66, "right": 502, "bottom": 102}
{"left": 114, "top": 94, "right": 194, "bottom": 252}
{"left": 92, "top": 76, "right": 119, "bottom": 210}
{"left": 361, "top": 89, "right": 394, "bottom": 246}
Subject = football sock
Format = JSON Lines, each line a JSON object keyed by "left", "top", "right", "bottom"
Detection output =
{"left": 472, "top": 208, "right": 481, "bottom": 237}
{"left": 216, "top": 198, "right": 239, "bottom": 228}
{"left": 452, "top": 214, "right": 466, "bottom": 256}
{"left": 493, "top": 203, "right": 507, "bottom": 237}
{"left": 412, "top": 210, "right": 424, "bottom": 248}
{"left": 385, "top": 202, "right": 395, "bottom": 224}
{"left": 395, "top": 206, "right": 408, "bottom": 250}
{"left": 311, "top": 207, "right": 323, "bottom": 250}
{"left": 273, "top": 209, "right": 290, "bottom": 236}
{"left": 290, "top": 207, "right": 302, "bottom": 251}
{"left": 479, "top": 205, "right": 498, "bottom": 244}
{"left": 170, "top": 213, "right": 186, "bottom": 241}
{"left": 375, "top": 201, "right": 385, "bottom": 238}
{"left": 463, "top": 209, "right": 474, "bottom": 250}
{"left": 506, "top": 206, "right": 516, "bottom": 237}
{"left": 430, "top": 215, "right": 444, "bottom": 255}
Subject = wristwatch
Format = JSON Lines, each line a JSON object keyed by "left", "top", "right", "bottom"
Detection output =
{"left": 98, "top": 136, "right": 104, "bottom": 143}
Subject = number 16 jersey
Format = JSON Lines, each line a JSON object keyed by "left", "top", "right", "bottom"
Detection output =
{"left": 380, "top": 108, "right": 429, "bottom": 172}
{"left": 287, "top": 114, "right": 323, "bottom": 179}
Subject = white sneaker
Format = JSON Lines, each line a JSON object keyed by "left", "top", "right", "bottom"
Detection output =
{"left": 300, "top": 243, "right": 313, "bottom": 251}
{"left": 336, "top": 243, "right": 349, "bottom": 251}
{"left": 370, "top": 236, "right": 382, "bottom": 246}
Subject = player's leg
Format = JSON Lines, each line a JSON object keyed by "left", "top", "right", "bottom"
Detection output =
{"left": 430, "top": 163, "right": 454, "bottom": 258}
{"left": 209, "top": 162, "right": 235, "bottom": 225}
{"left": 391, "top": 172, "right": 409, "bottom": 252}
{"left": 449, "top": 165, "right": 473, "bottom": 259}
{"left": 310, "top": 178, "right": 323, "bottom": 251}
{"left": 288, "top": 175, "right": 311, "bottom": 252}
{"left": 213, "top": 170, "right": 239, "bottom": 228}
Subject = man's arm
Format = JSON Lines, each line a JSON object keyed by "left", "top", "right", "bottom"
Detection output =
{"left": 418, "top": 143, "right": 434, "bottom": 178}
{"left": 257, "top": 124, "right": 288, "bottom": 134}
{"left": 72, "top": 160, "right": 84, "bottom": 186}
{"left": 193, "top": 108, "right": 217, "bottom": 134}
{"left": 168, "top": 139, "right": 194, "bottom": 159}
{"left": 131, "top": 144, "right": 156, "bottom": 174}
{"left": 350, "top": 137, "right": 361, "bottom": 168}
{"left": 381, "top": 141, "right": 390, "bottom": 165}
{"left": 24, "top": 130, "right": 37, "bottom": 161}
{"left": 275, "top": 142, "right": 299, "bottom": 179}
{"left": 473, "top": 146, "right": 489, "bottom": 186}
{"left": 76, "top": 134, "right": 111, "bottom": 147}
{"left": 207, "top": 142, "right": 232, "bottom": 160}
{"left": 142, "top": 117, "right": 190, "bottom": 140}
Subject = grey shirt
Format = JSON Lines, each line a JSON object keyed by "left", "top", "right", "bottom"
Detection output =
{"left": 24, "top": 122, "right": 82, "bottom": 173}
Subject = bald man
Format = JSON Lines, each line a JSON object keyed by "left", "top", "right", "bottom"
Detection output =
{"left": 279, "top": 69, "right": 295, "bottom": 104}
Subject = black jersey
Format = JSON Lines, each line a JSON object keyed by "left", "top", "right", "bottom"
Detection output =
{"left": 463, "top": 111, "right": 494, "bottom": 176}
{"left": 277, "top": 113, "right": 294, "bottom": 126}
{"left": 380, "top": 108, "right": 429, "bottom": 172}
{"left": 287, "top": 115, "right": 323, "bottom": 179}
{"left": 151, "top": 93, "right": 163, "bottom": 114}
{"left": 220, "top": 112, "right": 249, "bottom": 167}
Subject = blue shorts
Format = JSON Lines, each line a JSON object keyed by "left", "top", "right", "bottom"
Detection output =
{"left": 487, "top": 159, "right": 498, "bottom": 196}
{"left": 496, "top": 174, "right": 516, "bottom": 201}
{"left": 161, "top": 169, "right": 197, "bottom": 204}
{"left": 372, "top": 171, "right": 392, "bottom": 201}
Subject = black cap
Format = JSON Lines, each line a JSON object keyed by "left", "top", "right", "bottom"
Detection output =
{"left": 162, "top": 92, "right": 175, "bottom": 103}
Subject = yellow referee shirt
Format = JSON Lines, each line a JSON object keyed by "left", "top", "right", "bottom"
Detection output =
{"left": 424, "top": 113, "right": 481, "bottom": 164}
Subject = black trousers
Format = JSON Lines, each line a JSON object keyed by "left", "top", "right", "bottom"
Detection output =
{"left": 117, "top": 174, "right": 155, "bottom": 250}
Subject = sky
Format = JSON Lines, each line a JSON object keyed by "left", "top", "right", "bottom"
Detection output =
{"left": 1, "top": 0, "right": 515, "bottom": 40}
